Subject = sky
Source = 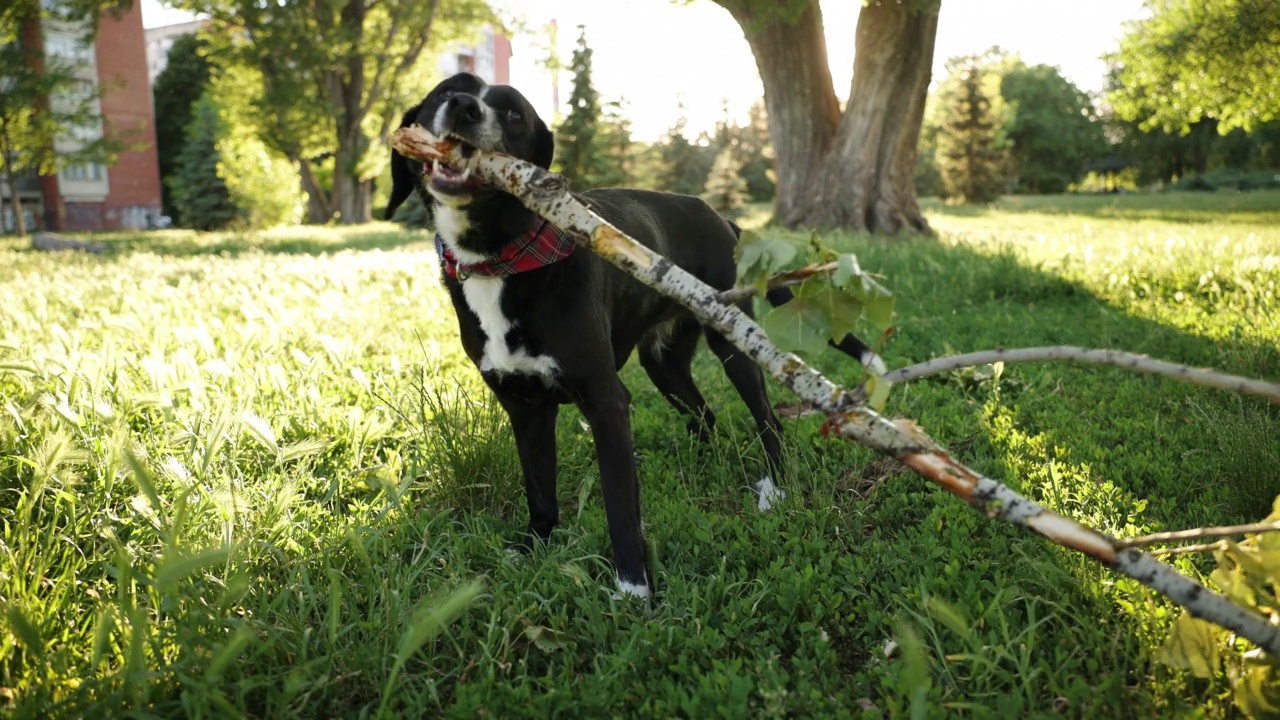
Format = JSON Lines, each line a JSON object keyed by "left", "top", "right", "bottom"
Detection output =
{"left": 141, "top": 0, "right": 1150, "bottom": 142}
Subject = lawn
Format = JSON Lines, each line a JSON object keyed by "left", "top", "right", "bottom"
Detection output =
{"left": 1, "top": 190, "right": 1278, "bottom": 717}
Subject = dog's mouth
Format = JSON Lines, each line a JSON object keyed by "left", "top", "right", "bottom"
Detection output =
{"left": 424, "top": 134, "right": 483, "bottom": 195}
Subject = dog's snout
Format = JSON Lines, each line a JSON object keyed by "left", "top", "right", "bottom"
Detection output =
{"left": 446, "top": 95, "right": 484, "bottom": 128}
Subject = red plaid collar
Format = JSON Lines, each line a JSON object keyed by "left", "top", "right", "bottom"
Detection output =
{"left": 435, "top": 219, "right": 577, "bottom": 280}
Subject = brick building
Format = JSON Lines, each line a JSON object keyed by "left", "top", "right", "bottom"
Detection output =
{"left": 438, "top": 27, "right": 512, "bottom": 85}
{"left": 3, "top": 5, "right": 163, "bottom": 232}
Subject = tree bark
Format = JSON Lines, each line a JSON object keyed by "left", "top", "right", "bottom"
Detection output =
{"left": 715, "top": 0, "right": 938, "bottom": 233}
{"left": 297, "top": 157, "right": 333, "bottom": 224}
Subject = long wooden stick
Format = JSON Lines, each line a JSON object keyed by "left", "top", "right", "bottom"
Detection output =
{"left": 883, "top": 346, "right": 1280, "bottom": 405}
{"left": 391, "top": 126, "right": 1280, "bottom": 655}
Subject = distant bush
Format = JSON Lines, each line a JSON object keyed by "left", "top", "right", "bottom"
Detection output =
{"left": 1171, "top": 169, "right": 1280, "bottom": 192}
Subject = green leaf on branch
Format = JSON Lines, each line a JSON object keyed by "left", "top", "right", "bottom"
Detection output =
{"left": 806, "top": 287, "right": 864, "bottom": 342}
{"left": 855, "top": 275, "right": 895, "bottom": 328}
{"left": 1156, "top": 610, "right": 1221, "bottom": 679}
{"left": 736, "top": 231, "right": 797, "bottom": 293}
{"left": 866, "top": 374, "right": 893, "bottom": 411}
{"left": 759, "top": 299, "right": 830, "bottom": 356}
{"left": 832, "top": 253, "right": 894, "bottom": 328}
{"left": 833, "top": 254, "right": 863, "bottom": 289}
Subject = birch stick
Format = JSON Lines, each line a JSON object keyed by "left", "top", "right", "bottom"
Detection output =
{"left": 391, "top": 126, "right": 1280, "bottom": 655}
{"left": 883, "top": 346, "right": 1280, "bottom": 405}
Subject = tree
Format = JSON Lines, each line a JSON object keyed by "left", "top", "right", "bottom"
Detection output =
{"left": 701, "top": 145, "right": 748, "bottom": 214}
{"left": 733, "top": 100, "right": 775, "bottom": 203}
{"left": 653, "top": 110, "right": 715, "bottom": 196}
{"left": 173, "top": 0, "right": 492, "bottom": 224}
{"left": 554, "top": 26, "right": 607, "bottom": 189}
{"left": 1001, "top": 64, "right": 1107, "bottom": 193}
{"left": 170, "top": 94, "right": 238, "bottom": 231}
{"left": 1108, "top": 0, "right": 1280, "bottom": 135}
{"left": 0, "top": 0, "right": 129, "bottom": 235}
{"left": 709, "top": 0, "right": 940, "bottom": 233}
{"left": 152, "top": 32, "right": 211, "bottom": 225}
{"left": 935, "top": 58, "right": 1007, "bottom": 204}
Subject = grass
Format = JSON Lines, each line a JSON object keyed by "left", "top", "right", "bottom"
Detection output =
{"left": 1, "top": 190, "right": 1278, "bottom": 717}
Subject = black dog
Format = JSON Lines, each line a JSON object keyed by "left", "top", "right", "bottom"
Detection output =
{"left": 386, "top": 72, "right": 880, "bottom": 599}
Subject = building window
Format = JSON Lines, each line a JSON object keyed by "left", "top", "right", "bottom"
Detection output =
{"left": 62, "top": 163, "right": 103, "bottom": 181}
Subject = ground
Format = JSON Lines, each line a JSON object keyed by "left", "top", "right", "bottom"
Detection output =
{"left": 1, "top": 190, "right": 1278, "bottom": 717}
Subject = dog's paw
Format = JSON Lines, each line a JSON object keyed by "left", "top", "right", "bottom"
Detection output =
{"left": 504, "top": 547, "right": 527, "bottom": 565}
{"left": 756, "top": 476, "right": 786, "bottom": 511}
{"left": 613, "top": 575, "right": 651, "bottom": 601}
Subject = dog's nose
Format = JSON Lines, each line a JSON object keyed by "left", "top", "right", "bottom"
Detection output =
{"left": 446, "top": 95, "right": 484, "bottom": 128}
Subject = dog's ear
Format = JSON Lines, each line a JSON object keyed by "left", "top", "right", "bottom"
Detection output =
{"left": 384, "top": 104, "right": 422, "bottom": 220}
{"left": 532, "top": 116, "right": 554, "bottom": 170}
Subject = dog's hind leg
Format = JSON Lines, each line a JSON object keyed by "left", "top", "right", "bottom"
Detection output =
{"left": 703, "top": 326, "right": 787, "bottom": 511}
{"left": 639, "top": 319, "right": 715, "bottom": 441}
{"left": 498, "top": 397, "right": 562, "bottom": 547}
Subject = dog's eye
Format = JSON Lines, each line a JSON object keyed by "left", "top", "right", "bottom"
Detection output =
{"left": 506, "top": 109, "right": 523, "bottom": 123}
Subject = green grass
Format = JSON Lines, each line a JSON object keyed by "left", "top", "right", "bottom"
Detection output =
{"left": 2, "top": 191, "right": 1279, "bottom": 717}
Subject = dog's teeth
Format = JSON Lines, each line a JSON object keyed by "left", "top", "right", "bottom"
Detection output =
{"left": 461, "top": 164, "right": 473, "bottom": 181}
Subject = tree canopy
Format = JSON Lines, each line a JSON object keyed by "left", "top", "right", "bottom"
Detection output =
{"left": 172, "top": 0, "right": 492, "bottom": 223}
{"left": 1108, "top": 0, "right": 1280, "bottom": 134}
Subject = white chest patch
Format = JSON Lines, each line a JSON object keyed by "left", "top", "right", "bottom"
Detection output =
{"left": 459, "top": 276, "right": 561, "bottom": 379}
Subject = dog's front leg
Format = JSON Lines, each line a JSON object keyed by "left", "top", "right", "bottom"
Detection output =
{"left": 499, "top": 397, "right": 561, "bottom": 547}
{"left": 576, "top": 376, "right": 649, "bottom": 599}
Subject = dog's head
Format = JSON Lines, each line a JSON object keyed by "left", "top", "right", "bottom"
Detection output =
{"left": 385, "top": 73, "right": 554, "bottom": 219}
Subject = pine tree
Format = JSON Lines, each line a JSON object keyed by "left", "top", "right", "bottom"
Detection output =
{"left": 152, "top": 32, "right": 211, "bottom": 224}
{"left": 701, "top": 145, "right": 749, "bottom": 214}
{"left": 170, "top": 94, "right": 239, "bottom": 230}
{"left": 553, "top": 26, "right": 604, "bottom": 189}
{"left": 936, "top": 60, "right": 1008, "bottom": 204}
{"left": 655, "top": 109, "right": 714, "bottom": 196}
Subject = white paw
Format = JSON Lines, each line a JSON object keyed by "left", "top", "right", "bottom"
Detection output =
{"left": 861, "top": 350, "right": 888, "bottom": 375}
{"left": 504, "top": 547, "right": 526, "bottom": 564}
{"left": 756, "top": 476, "right": 786, "bottom": 511}
{"left": 613, "top": 576, "right": 651, "bottom": 600}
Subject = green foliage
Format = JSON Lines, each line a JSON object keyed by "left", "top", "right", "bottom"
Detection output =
{"left": 554, "top": 26, "right": 607, "bottom": 189}
{"left": 935, "top": 58, "right": 1009, "bottom": 204}
{"left": 152, "top": 33, "right": 211, "bottom": 224}
{"left": 1156, "top": 498, "right": 1280, "bottom": 718}
{"left": 174, "top": 0, "right": 493, "bottom": 223}
{"left": 208, "top": 66, "right": 304, "bottom": 227}
{"left": 701, "top": 145, "right": 749, "bottom": 214}
{"left": 652, "top": 112, "right": 715, "bottom": 196}
{"left": 169, "top": 94, "right": 238, "bottom": 231}
{"left": 1107, "top": 0, "right": 1280, "bottom": 134}
{"left": 169, "top": 82, "right": 303, "bottom": 231}
{"left": 736, "top": 230, "right": 894, "bottom": 361}
{"left": 1001, "top": 64, "right": 1109, "bottom": 194}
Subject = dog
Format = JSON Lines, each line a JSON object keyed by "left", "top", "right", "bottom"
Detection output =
{"left": 385, "top": 72, "right": 882, "bottom": 599}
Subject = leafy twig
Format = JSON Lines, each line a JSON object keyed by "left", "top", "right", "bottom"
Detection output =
{"left": 716, "top": 261, "right": 839, "bottom": 303}
{"left": 882, "top": 346, "right": 1280, "bottom": 405}
{"left": 1119, "top": 522, "right": 1280, "bottom": 550}
{"left": 390, "top": 125, "right": 1280, "bottom": 656}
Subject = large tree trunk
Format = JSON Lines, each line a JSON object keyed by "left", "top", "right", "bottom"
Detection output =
{"left": 716, "top": 0, "right": 939, "bottom": 233}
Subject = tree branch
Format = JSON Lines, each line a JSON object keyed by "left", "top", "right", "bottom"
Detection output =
{"left": 1119, "top": 522, "right": 1280, "bottom": 550}
{"left": 390, "top": 125, "right": 1280, "bottom": 656}
{"left": 716, "top": 261, "right": 838, "bottom": 304}
{"left": 882, "top": 346, "right": 1280, "bottom": 405}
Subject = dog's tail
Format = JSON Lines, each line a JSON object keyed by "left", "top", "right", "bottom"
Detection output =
{"left": 724, "top": 218, "right": 887, "bottom": 374}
